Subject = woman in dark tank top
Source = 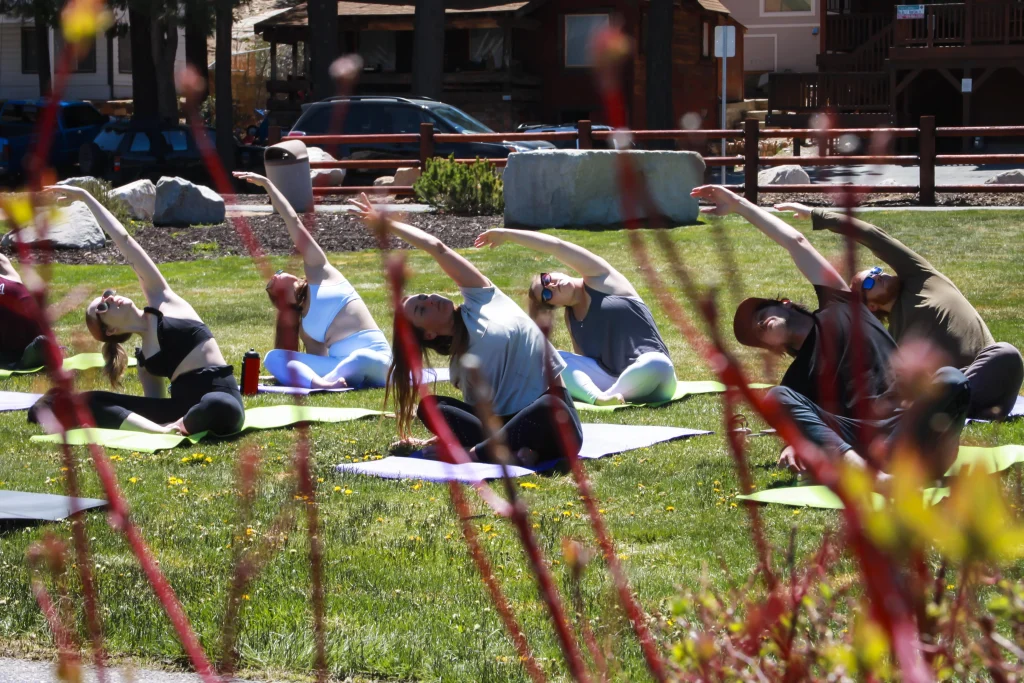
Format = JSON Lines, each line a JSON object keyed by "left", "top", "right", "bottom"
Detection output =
{"left": 29, "top": 185, "right": 244, "bottom": 437}
{"left": 475, "top": 229, "right": 677, "bottom": 406}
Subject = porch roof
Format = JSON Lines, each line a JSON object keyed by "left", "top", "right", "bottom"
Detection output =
{"left": 255, "top": 1, "right": 537, "bottom": 32}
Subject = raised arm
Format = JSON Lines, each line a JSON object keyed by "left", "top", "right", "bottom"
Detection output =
{"left": 351, "top": 194, "right": 489, "bottom": 289}
{"left": 776, "top": 203, "right": 931, "bottom": 278}
{"left": 475, "top": 228, "right": 635, "bottom": 295}
{"left": 692, "top": 186, "right": 848, "bottom": 291}
{"left": 233, "top": 172, "right": 329, "bottom": 277}
{"left": 44, "top": 185, "right": 171, "bottom": 302}
{"left": 0, "top": 254, "right": 21, "bottom": 283}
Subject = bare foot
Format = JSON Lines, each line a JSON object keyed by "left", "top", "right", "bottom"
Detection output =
{"left": 310, "top": 376, "right": 348, "bottom": 390}
{"left": 594, "top": 393, "right": 625, "bottom": 407}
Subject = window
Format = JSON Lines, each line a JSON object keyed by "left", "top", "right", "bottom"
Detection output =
{"left": 93, "top": 129, "right": 125, "bottom": 152}
{"left": 430, "top": 105, "right": 492, "bottom": 134}
{"left": 564, "top": 14, "right": 609, "bottom": 68}
{"left": 21, "top": 27, "right": 41, "bottom": 74}
{"left": 1, "top": 103, "right": 39, "bottom": 126}
{"left": 54, "top": 34, "right": 97, "bottom": 73}
{"left": 61, "top": 105, "right": 106, "bottom": 129}
{"left": 117, "top": 32, "right": 132, "bottom": 74}
{"left": 358, "top": 31, "right": 396, "bottom": 72}
{"left": 384, "top": 106, "right": 427, "bottom": 134}
{"left": 761, "top": 0, "right": 814, "bottom": 14}
{"left": 162, "top": 130, "right": 189, "bottom": 152}
{"left": 129, "top": 133, "right": 152, "bottom": 153}
{"left": 702, "top": 23, "right": 710, "bottom": 57}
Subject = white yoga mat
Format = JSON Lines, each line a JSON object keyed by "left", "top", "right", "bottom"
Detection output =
{"left": 255, "top": 367, "right": 450, "bottom": 395}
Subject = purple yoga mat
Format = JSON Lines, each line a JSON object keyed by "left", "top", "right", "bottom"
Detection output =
{"left": 256, "top": 367, "right": 450, "bottom": 395}
{"left": 335, "top": 423, "right": 711, "bottom": 482}
{"left": 0, "top": 391, "right": 41, "bottom": 412}
{"left": 966, "top": 395, "right": 1024, "bottom": 424}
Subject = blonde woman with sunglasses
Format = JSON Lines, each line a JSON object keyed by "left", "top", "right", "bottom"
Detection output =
{"left": 233, "top": 172, "right": 391, "bottom": 390}
{"left": 31, "top": 185, "right": 244, "bottom": 436}
{"left": 474, "top": 229, "right": 676, "bottom": 406}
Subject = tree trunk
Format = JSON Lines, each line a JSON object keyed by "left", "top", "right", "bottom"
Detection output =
{"left": 184, "top": 1, "right": 210, "bottom": 100}
{"left": 34, "top": 13, "right": 51, "bottom": 97}
{"left": 645, "top": 0, "right": 674, "bottom": 142}
{"left": 129, "top": 5, "right": 159, "bottom": 122}
{"left": 307, "top": 0, "right": 338, "bottom": 102}
{"left": 215, "top": 0, "right": 235, "bottom": 172}
{"left": 151, "top": 13, "right": 180, "bottom": 122}
{"left": 412, "top": 0, "right": 445, "bottom": 100}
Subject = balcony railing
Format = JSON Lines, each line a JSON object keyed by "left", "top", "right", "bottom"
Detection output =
{"left": 768, "top": 72, "right": 890, "bottom": 113}
{"left": 893, "top": 1, "right": 1024, "bottom": 47}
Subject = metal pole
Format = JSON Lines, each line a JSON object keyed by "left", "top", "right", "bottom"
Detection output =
{"left": 721, "top": 52, "right": 727, "bottom": 184}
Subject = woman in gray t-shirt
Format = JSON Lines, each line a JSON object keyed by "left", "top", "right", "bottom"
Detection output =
{"left": 350, "top": 195, "right": 582, "bottom": 467}
{"left": 475, "top": 229, "right": 676, "bottom": 406}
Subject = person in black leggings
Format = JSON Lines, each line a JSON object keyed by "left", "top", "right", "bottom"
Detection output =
{"left": 350, "top": 194, "right": 582, "bottom": 467}
{"left": 30, "top": 185, "right": 244, "bottom": 436}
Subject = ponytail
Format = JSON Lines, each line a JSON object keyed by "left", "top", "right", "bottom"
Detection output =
{"left": 102, "top": 334, "right": 131, "bottom": 388}
{"left": 269, "top": 279, "right": 309, "bottom": 351}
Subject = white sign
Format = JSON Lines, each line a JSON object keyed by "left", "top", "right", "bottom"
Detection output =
{"left": 961, "top": 78, "right": 973, "bottom": 93}
{"left": 897, "top": 4, "right": 925, "bottom": 19}
{"left": 714, "top": 25, "right": 736, "bottom": 58}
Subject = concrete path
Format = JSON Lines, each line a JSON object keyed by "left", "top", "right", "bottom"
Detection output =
{"left": 225, "top": 203, "right": 432, "bottom": 216}
{"left": 0, "top": 658, "right": 265, "bottom": 683}
{"left": 723, "top": 162, "right": 1018, "bottom": 186}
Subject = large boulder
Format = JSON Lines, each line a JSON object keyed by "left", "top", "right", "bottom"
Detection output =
{"left": 111, "top": 179, "right": 156, "bottom": 221}
{"left": 308, "top": 146, "right": 346, "bottom": 187}
{"left": 757, "top": 165, "right": 811, "bottom": 186}
{"left": 503, "top": 150, "right": 705, "bottom": 228}
{"left": 394, "top": 167, "right": 421, "bottom": 187}
{"left": 1, "top": 201, "right": 104, "bottom": 250}
{"left": 56, "top": 176, "right": 99, "bottom": 189}
{"left": 153, "top": 176, "right": 225, "bottom": 226}
{"left": 985, "top": 169, "right": 1024, "bottom": 184}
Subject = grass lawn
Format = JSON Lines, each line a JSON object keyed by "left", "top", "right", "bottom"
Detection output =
{"left": 1, "top": 210, "right": 1023, "bottom": 681}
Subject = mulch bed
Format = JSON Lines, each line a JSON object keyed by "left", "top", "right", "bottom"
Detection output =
{"left": 757, "top": 192, "right": 1024, "bottom": 208}
{"left": 6, "top": 211, "right": 503, "bottom": 266}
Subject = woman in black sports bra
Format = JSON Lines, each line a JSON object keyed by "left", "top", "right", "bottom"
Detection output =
{"left": 37, "top": 185, "right": 244, "bottom": 436}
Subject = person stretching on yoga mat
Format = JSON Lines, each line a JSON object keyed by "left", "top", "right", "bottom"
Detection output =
{"left": 233, "top": 172, "right": 392, "bottom": 390}
{"left": 474, "top": 229, "right": 677, "bottom": 406}
{"left": 350, "top": 195, "right": 583, "bottom": 467}
{"left": 775, "top": 202, "right": 1023, "bottom": 422}
{"left": 693, "top": 185, "right": 970, "bottom": 483}
{"left": 30, "top": 185, "right": 244, "bottom": 436}
{"left": 0, "top": 253, "right": 51, "bottom": 370}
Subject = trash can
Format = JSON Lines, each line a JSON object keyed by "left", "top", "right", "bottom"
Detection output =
{"left": 264, "top": 139, "right": 314, "bottom": 213}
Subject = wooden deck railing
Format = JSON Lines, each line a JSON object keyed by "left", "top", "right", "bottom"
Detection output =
{"left": 893, "top": 1, "right": 1024, "bottom": 47}
{"left": 266, "top": 117, "right": 1024, "bottom": 206}
{"left": 768, "top": 72, "right": 890, "bottom": 113}
{"left": 825, "top": 12, "right": 890, "bottom": 53}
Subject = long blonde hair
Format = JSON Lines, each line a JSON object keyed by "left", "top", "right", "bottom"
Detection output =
{"left": 85, "top": 307, "right": 131, "bottom": 388}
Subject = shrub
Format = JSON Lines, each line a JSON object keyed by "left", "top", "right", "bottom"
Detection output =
{"left": 70, "top": 178, "right": 136, "bottom": 233}
{"left": 413, "top": 155, "right": 503, "bottom": 216}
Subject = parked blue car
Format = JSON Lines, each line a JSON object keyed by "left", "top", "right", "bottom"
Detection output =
{"left": 0, "top": 100, "right": 108, "bottom": 181}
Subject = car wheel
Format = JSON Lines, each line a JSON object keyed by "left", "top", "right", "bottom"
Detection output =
{"left": 78, "top": 142, "right": 106, "bottom": 177}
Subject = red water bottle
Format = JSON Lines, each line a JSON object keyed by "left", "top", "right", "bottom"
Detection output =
{"left": 241, "top": 349, "right": 260, "bottom": 395}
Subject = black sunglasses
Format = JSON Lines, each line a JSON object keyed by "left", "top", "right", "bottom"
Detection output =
{"left": 540, "top": 273, "right": 553, "bottom": 302}
{"left": 95, "top": 289, "right": 116, "bottom": 313}
{"left": 265, "top": 269, "right": 284, "bottom": 292}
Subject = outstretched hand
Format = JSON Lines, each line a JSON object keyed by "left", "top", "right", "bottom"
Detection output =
{"left": 349, "top": 192, "right": 383, "bottom": 223}
{"left": 690, "top": 185, "right": 744, "bottom": 217}
{"left": 232, "top": 171, "right": 271, "bottom": 188}
{"left": 41, "top": 184, "right": 89, "bottom": 202}
{"left": 474, "top": 229, "right": 507, "bottom": 249}
{"left": 774, "top": 202, "right": 812, "bottom": 220}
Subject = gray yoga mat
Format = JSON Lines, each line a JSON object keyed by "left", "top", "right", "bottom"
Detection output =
{"left": 0, "top": 490, "right": 107, "bottom": 522}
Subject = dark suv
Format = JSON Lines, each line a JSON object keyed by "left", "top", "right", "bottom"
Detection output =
{"left": 289, "top": 96, "right": 555, "bottom": 183}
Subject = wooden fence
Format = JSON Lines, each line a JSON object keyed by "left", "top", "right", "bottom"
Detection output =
{"left": 267, "top": 117, "right": 1024, "bottom": 205}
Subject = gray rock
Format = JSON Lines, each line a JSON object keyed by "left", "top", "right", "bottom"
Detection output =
{"left": 56, "top": 176, "right": 99, "bottom": 189}
{"left": 373, "top": 175, "right": 396, "bottom": 187}
{"left": 757, "top": 165, "right": 811, "bottom": 185}
{"left": 878, "top": 177, "right": 899, "bottom": 186}
{"left": 153, "top": 176, "right": 225, "bottom": 226}
{"left": 503, "top": 150, "right": 705, "bottom": 228}
{"left": 308, "top": 146, "right": 345, "bottom": 187}
{"left": 1, "top": 201, "right": 104, "bottom": 250}
{"left": 985, "top": 169, "right": 1024, "bottom": 184}
{"left": 111, "top": 179, "right": 156, "bottom": 221}
{"left": 394, "top": 167, "right": 421, "bottom": 186}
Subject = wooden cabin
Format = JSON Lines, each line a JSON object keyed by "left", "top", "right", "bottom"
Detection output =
{"left": 769, "top": 0, "right": 1024, "bottom": 137}
{"left": 254, "top": 0, "right": 746, "bottom": 131}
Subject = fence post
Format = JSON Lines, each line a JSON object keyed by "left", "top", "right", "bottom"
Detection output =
{"left": 577, "top": 120, "right": 593, "bottom": 149}
{"left": 919, "top": 115, "right": 936, "bottom": 206}
{"left": 744, "top": 118, "right": 760, "bottom": 204}
{"left": 793, "top": 136, "right": 801, "bottom": 157}
{"left": 268, "top": 126, "right": 282, "bottom": 145}
{"left": 419, "top": 122, "right": 435, "bottom": 170}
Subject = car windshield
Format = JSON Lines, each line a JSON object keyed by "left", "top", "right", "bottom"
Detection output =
{"left": 430, "top": 105, "right": 493, "bottom": 134}
{"left": 1, "top": 104, "right": 39, "bottom": 125}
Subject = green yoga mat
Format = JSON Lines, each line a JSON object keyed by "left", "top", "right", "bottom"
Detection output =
{"left": 736, "top": 444, "right": 1024, "bottom": 510}
{"left": 574, "top": 381, "right": 774, "bottom": 412}
{"left": 30, "top": 406, "right": 386, "bottom": 453}
{"left": 0, "top": 353, "right": 137, "bottom": 379}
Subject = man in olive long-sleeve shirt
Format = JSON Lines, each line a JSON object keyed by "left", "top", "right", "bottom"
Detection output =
{"left": 777, "top": 203, "right": 1023, "bottom": 421}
